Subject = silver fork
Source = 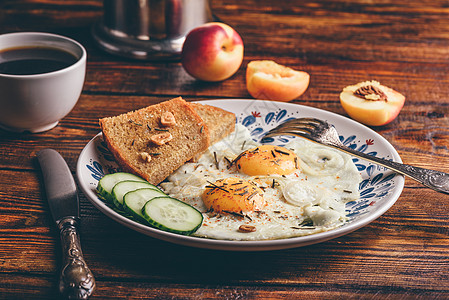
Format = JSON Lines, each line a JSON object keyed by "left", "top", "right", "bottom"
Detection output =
{"left": 263, "top": 117, "right": 449, "bottom": 195}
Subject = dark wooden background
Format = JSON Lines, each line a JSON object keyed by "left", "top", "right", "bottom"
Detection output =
{"left": 0, "top": 0, "right": 448, "bottom": 299}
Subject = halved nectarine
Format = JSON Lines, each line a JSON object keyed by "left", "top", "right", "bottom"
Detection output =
{"left": 339, "top": 81, "right": 405, "bottom": 126}
{"left": 246, "top": 60, "right": 310, "bottom": 102}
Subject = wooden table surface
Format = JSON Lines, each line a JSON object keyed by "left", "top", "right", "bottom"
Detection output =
{"left": 1, "top": 0, "right": 448, "bottom": 299}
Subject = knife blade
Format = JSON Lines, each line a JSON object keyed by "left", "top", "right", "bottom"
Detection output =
{"left": 37, "top": 149, "right": 95, "bottom": 299}
{"left": 37, "top": 148, "right": 79, "bottom": 222}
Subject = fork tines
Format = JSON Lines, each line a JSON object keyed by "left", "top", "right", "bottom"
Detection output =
{"left": 264, "top": 117, "right": 330, "bottom": 139}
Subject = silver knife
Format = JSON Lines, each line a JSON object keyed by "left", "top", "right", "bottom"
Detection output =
{"left": 37, "top": 149, "right": 96, "bottom": 299}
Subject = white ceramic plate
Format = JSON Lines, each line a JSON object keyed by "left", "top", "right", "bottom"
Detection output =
{"left": 76, "top": 99, "right": 405, "bottom": 251}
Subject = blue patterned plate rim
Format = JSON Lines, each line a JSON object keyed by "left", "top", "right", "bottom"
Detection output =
{"left": 76, "top": 99, "right": 405, "bottom": 251}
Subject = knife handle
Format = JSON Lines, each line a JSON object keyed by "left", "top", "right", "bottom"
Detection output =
{"left": 58, "top": 216, "right": 96, "bottom": 299}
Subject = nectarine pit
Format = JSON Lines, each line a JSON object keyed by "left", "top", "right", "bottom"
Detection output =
{"left": 354, "top": 85, "right": 388, "bottom": 102}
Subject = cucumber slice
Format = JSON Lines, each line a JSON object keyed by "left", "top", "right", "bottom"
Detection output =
{"left": 112, "top": 180, "right": 162, "bottom": 209}
{"left": 123, "top": 188, "right": 167, "bottom": 222}
{"left": 97, "top": 172, "right": 146, "bottom": 203}
{"left": 142, "top": 196, "right": 203, "bottom": 235}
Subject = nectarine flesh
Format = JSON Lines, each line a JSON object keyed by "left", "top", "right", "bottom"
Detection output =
{"left": 339, "top": 81, "right": 405, "bottom": 126}
{"left": 246, "top": 60, "right": 310, "bottom": 102}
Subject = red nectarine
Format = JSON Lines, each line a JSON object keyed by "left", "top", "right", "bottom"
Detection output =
{"left": 181, "top": 22, "right": 244, "bottom": 82}
{"left": 246, "top": 60, "right": 310, "bottom": 102}
{"left": 339, "top": 81, "right": 405, "bottom": 126}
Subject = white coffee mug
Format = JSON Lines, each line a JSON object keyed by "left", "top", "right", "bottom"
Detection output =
{"left": 0, "top": 32, "right": 86, "bottom": 133}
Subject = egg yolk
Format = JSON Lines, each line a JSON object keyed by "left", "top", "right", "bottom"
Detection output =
{"left": 202, "top": 177, "right": 265, "bottom": 213}
{"left": 235, "top": 145, "right": 299, "bottom": 176}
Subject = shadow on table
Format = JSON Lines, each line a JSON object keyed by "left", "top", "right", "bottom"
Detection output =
{"left": 82, "top": 213, "right": 379, "bottom": 285}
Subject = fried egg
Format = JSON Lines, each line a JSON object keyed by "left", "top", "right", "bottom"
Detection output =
{"left": 160, "top": 124, "right": 362, "bottom": 241}
{"left": 236, "top": 145, "right": 299, "bottom": 176}
{"left": 202, "top": 177, "right": 266, "bottom": 213}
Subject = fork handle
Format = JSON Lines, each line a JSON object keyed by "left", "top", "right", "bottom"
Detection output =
{"left": 337, "top": 145, "right": 449, "bottom": 194}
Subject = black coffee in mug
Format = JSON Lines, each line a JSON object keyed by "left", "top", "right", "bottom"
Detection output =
{"left": 0, "top": 46, "right": 78, "bottom": 75}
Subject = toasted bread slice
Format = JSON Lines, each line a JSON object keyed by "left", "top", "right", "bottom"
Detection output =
{"left": 190, "top": 102, "right": 236, "bottom": 145}
{"left": 99, "top": 97, "right": 210, "bottom": 185}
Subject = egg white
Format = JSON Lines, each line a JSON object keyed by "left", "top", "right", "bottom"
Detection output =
{"left": 160, "top": 124, "right": 362, "bottom": 241}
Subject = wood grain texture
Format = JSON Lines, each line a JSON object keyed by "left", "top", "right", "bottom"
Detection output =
{"left": 0, "top": 0, "right": 448, "bottom": 299}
